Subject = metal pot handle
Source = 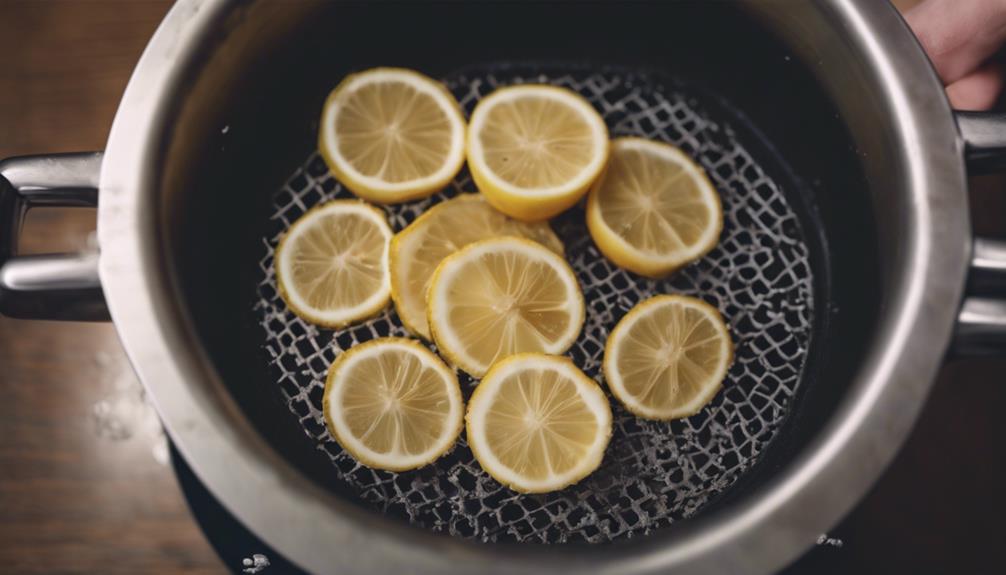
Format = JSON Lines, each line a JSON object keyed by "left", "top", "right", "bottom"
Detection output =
{"left": 0, "top": 152, "right": 108, "bottom": 321}
{"left": 953, "top": 112, "right": 1006, "bottom": 355}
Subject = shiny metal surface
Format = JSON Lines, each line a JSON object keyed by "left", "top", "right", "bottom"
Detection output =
{"left": 93, "top": 0, "right": 973, "bottom": 574}
{"left": 955, "top": 297, "right": 1006, "bottom": 356}
{"left": 0, "top": 153, "right": 101, "bottom": 205}
{"left": 952, "top": 110, "right": 1006, "bottom": 353}
{"left": 956, "top": 111, "right": 1006, "bottom": 173}
{"left": 0, "top": 152, "right": 107, "bottom": 320}
{"left": 968, "top": 237, "right": 1006, "bottom": 294}
{"left": 956, "top": 229, "right": 1006, "bottom": 357}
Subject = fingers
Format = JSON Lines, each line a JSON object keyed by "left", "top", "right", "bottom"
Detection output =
{"left": 946, "top": 60, "right": 1006, "bottom": 110}
{"left": 905, "top": 0, "right": 1006, "bottom": 84}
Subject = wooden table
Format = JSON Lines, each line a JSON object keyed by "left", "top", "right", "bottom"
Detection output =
{"left": 0, "top": 2, "right": 224, "bottom": 573}
{"left": 0, "top": 1, "right": 1003, "bottom": 574}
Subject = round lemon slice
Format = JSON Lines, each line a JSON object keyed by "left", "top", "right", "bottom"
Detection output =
{"left": 604, "top": 295, "right": 733, "bottom": 420}
{"left": 324, "top": 338, "right": 463, "bottom": 471}
{"left": 276, "top": 200, "right": 392, "bottom": 328}
{"left": 587, "top": 137, "right": 722, "bottom": 278}
{"left": 427, "top": 237, "right": 584, "bottom": 378}
{"left": 319, "top": 67, "right": 466, "bottom": 204}
{"left": 466, "top": 85, "right": 609, "bottom": 221}
{"left": 390, "top": 194, "right": 564, "bottom": 340}
{"left": 466, "top": 353, "right": 612, "bottom": 493}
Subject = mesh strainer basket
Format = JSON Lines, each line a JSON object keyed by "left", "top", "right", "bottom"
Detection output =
{"left": 255, "top": 64, "right": 816, "bottom": 544}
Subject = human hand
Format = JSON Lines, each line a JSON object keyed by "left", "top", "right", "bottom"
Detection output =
{"left": 905, "top": 0, "right": 1006, "bottom": 110}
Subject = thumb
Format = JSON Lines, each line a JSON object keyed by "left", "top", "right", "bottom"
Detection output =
{"left": 905, "top": 0, "right": 1006, "bottom": 85}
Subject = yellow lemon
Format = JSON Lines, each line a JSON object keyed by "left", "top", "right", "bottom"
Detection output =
{"left": 467, "top": 85, "right": 609, "bottom": 221}
{"left": 466, "top": 353, "right": 612, "bottom": 493}
{"left": 319, "top": 68, "right": 466, "bottom": 204}
{"left": 427, "top": 237, "right": 584, "bottom": 378}
{"left": 390, "top": 194, "right": 563, "bottom": 339}
{"left": 604, "top": 295, "right": 732, "bottom": 420}
{"left": 275, "top": 201, "right": 391, "bottom": 328}
{"left": 323, "top": 338, "right": 463, "bottom": 471}
{"left": 587, "top": 138, "right": 722, "bottom": 278}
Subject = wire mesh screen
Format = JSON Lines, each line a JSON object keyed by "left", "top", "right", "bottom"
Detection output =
{"left": 253, "top": 65, "right": 815, "bottom": 544}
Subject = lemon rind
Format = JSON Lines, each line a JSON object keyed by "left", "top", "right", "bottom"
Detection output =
{"left": 467, "top": 85, "right": 610, "bottom": 221}
{"left": 466, "top": 353, "right": 612, "bottom": 493}
{"left": 319, "top": 67, "right": 467, "bottom": 204}
{"left": 323, "top": 337, "right": 464, "bottom": 471}
{"left": 426, "top": 236, "right": 585, "bottom": 377}
{"left": 390, "top": 194, "right": 565, "bottom": 340}
{"left": 275, "top": 200, "right": 392, "bottom": 328}
{"left": 586, "top": 137, "right": 723, "bottom": 278}
{"left": 603, "top": 295, "right": 733, "bottom": 420}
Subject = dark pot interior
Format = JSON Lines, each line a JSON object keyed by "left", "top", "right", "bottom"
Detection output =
{"left": 156, "top": 0, "right": 879, "bottom": 547}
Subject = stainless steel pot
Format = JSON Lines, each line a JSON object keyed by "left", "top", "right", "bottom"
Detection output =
{"left": 2, "top": 1, "right": 1005, "bottom": 573}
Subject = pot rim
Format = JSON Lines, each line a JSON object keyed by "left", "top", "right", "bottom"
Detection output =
{"left": 96, "top": 0, "right": 970, "bottom": 573}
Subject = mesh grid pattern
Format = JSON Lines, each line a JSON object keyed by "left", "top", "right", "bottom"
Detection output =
{"left": 253, "top": 66, "right": 814, "bottom": 544}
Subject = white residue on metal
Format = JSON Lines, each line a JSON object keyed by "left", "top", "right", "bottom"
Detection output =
{"left": 242, "top": 553, "right": 271, "bottom": 573}
{"left": 816, "top": 533, "right": 845, "bottom": 547}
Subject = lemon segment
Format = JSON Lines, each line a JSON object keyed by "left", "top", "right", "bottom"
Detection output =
{"left": 324, "top": 338, "right": 463, "bottom": 471}
{"left": 275, "top": 200, "right": 392, "bottom": 328}
{"left": 390, "top": 194, "right": 563, "bottom": 339}
{"left": 319, "top": 68, "right": 466, "bottom": 204}
{"left": 467, "top": 85, "right": 609, "bottom": 221}
{"left": 587, "top": 138, "right": 722, "bottom": 278}
{"left": 604, "top": 295, "right": 732, "bottom": 420}
{"left": 466, "top": 353, "right": 612, "bottom": 493}
{"left": 427, "top": 237, "right": 584, "bottom": 378}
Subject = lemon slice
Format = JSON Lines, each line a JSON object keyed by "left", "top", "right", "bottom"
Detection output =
{"left": 467, "top": 85, "right": 609, "bottom": 221}
{"left": 275, "top": 200, "right": 392, "bottom": 328}
{"left": 604, "top": 295, "right": 732, "bottom": 420}
{"left": 319, "top": 68, "right": 466, "bottom": 204}
{"left": 587, "top": 137, "right": 722, "bottom": 278}
{"left": 427, "top": 237, "right": 584, "bottom": 377}
{"left": 466, "top": 353, "right": 612, "bottom": 493}
{"left": 324, "top": 337, "right": 463, "bottom": 471}
{"left": 390, "top": 194, "right": 564, "bottom": 340}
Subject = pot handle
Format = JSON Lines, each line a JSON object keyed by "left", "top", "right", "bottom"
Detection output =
{"left": 954, "top": 112, "right": 1006, "bottom": 355}
{"left": 0, "top": 152, "right": 109, "bottom": 321}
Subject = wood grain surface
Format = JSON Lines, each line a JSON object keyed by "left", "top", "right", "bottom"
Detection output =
{"left": 0, "top": 1, "right": 1003, "bottom": 574}
{"left": 0, "top": 2, "right": 225, "bottom": 574}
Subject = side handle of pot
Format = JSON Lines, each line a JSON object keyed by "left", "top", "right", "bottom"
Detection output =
{"left": 953, "top": 112, "right": 1006, "bottom": 355}
{"left": 0, "top": 152, "right": 109, "bottom": 321}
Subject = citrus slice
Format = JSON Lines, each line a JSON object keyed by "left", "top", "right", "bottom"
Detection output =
{"left": 275, "top": 200, "right": 392, "bottom": 328}
{"left": 390, "top": 194, "right": 564, "bottom": 340}
{"left": 319, "top": 67, "right": 466, "bottom": 204}
{"left": 466, "top": 85, "right": 609, "bottom": 221}
{"left": 466, "top": 353, "right": 612, "bottom": 493}
{"left": 324, "top": 337, "right": 463, "bottom": 471}
{"left": 587, "top": 137, "right": 722, "bottom": 278}
{"left": 427, "top": 237, "right": 584, "bottom": 377}
{"left": 604, "top": 295, "right": 732, "bottom": 420}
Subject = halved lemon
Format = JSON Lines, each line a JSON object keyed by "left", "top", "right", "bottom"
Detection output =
{"left": 604, "top": 295, "right": 732, "bottom": 420}
{"left": 319, "top": 68, "right": 466, "bottom": 204}
{"left": 324, "top": 337, "right": 463, "bottom": 471}
{"left": 466, "top": 85, "right": 609, "bottom": 221}
{"left": 427, "top": 237, "right": 584, "bottom": 378}
{"left": 466, "top": 353, "right": 612, "bottom": 493}
{"left": 587, "top": 137, "right": 722, "bottom": 278}
{"left": 390, "top": 194, "right": 564, "bottom": 340}
{"left": 275, "top": 201, "right": 392, "bottom": 328}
